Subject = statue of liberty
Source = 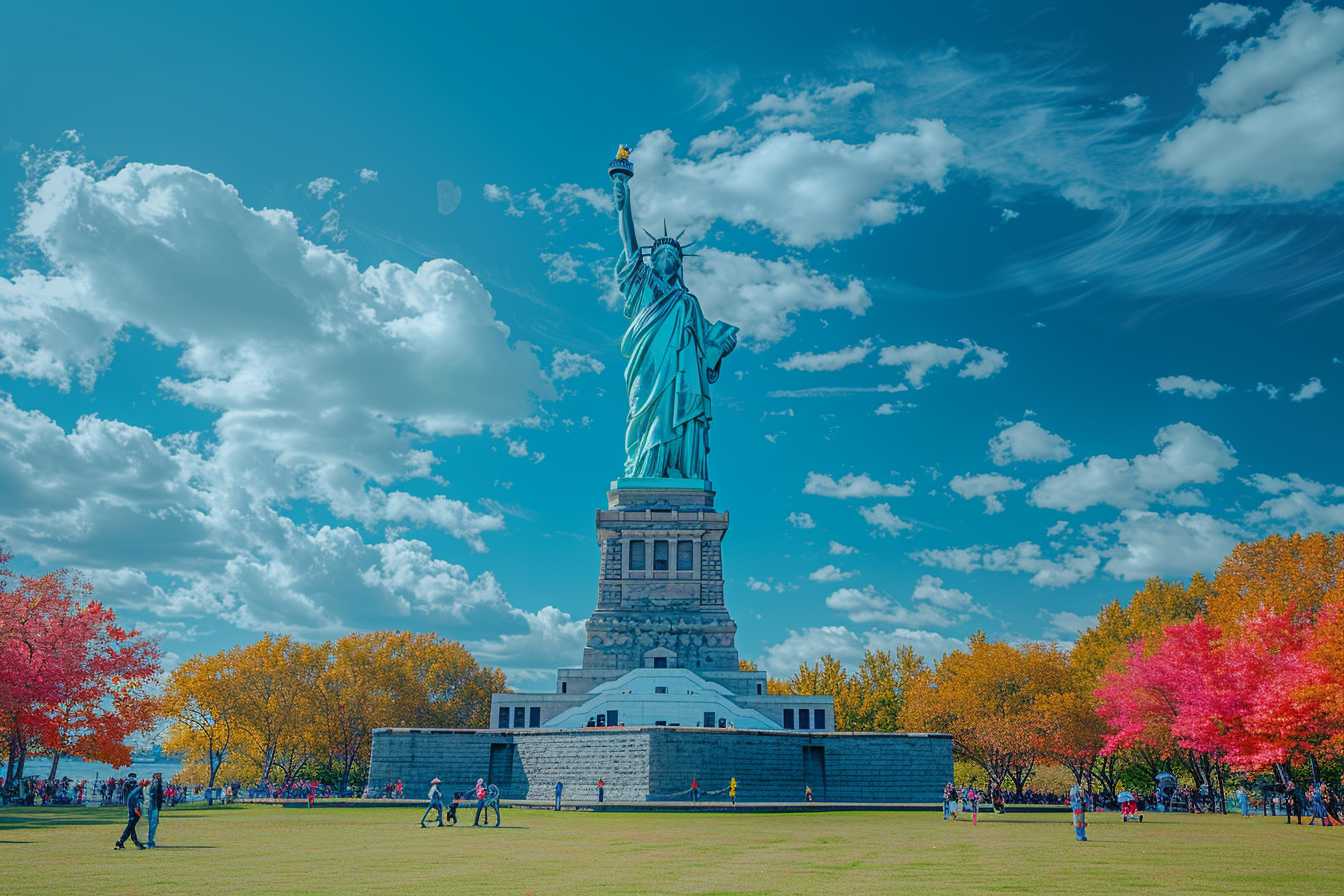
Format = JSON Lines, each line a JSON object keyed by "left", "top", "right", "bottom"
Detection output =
{"left": 608, "top": 146, "right": 738, "bottom": 483}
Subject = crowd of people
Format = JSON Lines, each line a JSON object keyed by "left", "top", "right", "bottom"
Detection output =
{"left": 0, "top": 773, "right": 197, "bottom": 808}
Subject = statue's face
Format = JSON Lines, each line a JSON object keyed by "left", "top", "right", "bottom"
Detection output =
{"left": 651, "top": 245, "right": 682, "bottom": 280}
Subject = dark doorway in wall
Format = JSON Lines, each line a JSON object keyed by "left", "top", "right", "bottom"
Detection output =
{"left": 488, "top": 742, "right": 516, "bottom": 794}
{"left": 803, "top": 745, "right": 826, "bottom": 801}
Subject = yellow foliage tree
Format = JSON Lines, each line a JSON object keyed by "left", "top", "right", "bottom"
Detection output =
{"left": 1207, "top": 532, "right": 1344, "bottom": 629}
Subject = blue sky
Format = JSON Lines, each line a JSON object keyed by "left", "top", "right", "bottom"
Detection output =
{"left": 2, "top": 1, "right": 1342, "bottom": 685}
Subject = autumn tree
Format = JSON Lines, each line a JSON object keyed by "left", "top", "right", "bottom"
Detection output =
{"left": 163, "top": 652, "right": 238, "bottom": 788}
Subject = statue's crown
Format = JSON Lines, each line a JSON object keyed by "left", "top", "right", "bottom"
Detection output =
{"left": 641, "top": 221, "right": 697, "bottom": 258}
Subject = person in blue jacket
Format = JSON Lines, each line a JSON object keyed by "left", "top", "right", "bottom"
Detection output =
{"left": 1069, "top": 784, "right": 1088, "bottom": 842}
{"left": 554, "top": 780, "right": 564, "bottom": 811}
{"left": 114, "top": 773, "right": 146, "bottom": 850}
{"left": 420, "top": 777, "right": 445, "bottom": 828}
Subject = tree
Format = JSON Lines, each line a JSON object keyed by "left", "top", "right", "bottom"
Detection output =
{"left": 902, "top": 635, "right": 1069, "bottom": 796}
{"left": 1208, "top": 532, "right": 1344, "bottom": 629}
{"left": 2, "top": 558, "right": 159, "bottom": 785}
{"left": 163, "top": 652, "right": 238, "bottom": 789}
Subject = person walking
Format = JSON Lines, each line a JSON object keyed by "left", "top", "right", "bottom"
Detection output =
{"left": 420, "top": 777, "right": 445, "bottom": 828}
{"left": 728, "top": 777, "right": 737, "bottom": 806}
{"left": 943, "top": 782, "right": 958, "bottom": 820}
{"left": 1236, "top": 785, "right": 1250, "bottom": 817}
{"left": 472, "top": 778, "right": 488, "bottom": 827}
{"left": 596, "top": 778, "right": 605, "bottom": 803}
{"left": 114, "top": 773, "right": 146, "bottom": 850}
{"left": 554, "top": 780, "right": 563, "bottom": 811}
{"left": 146, "top": 773, "right": 164, "bottom": 848}
{"left": 690, "top": 776, "right": 699, "bottom": 803}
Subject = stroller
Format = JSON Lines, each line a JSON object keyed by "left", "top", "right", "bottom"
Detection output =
{"left": 1118, "top": 790, "right": 1143, "bottom": 823}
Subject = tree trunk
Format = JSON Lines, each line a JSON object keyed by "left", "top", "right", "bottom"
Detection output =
{"left": 207, "top": 749, "right": 221, "bottom": 789}
{"left": 1308, "top": 753, "right": 1320, "bottom": 785}
{"left": 340, "top": 754, "right": 354, "bottom": 795}
{"left": 47, "top": 751, "right": 62, "bottom": 784}
{"left": 13, "top": 734, "right": 27, "bottom": 782}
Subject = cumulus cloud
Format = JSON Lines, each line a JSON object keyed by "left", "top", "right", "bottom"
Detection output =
{"left": 1159, "top": 3, "right": 1344, "bottom": 196}
{"left": 1245, "top": 471, "right": 1344, "bottom": 529}
{"left": 777, "top": 340, "right": 873, "bottom": 372}
{"left": 809, "top": 564, "right": 857, "bottom": 583}
{"left": 761, "top": 625, "right": 964, "bottom": 672}
{"left": 467, "top": 605, "right": 587, "bottom": 688}
{"left": 828, "top": 540, "right": 859, "bottom": 555}
{"left": 1156, "top": 375, "right": 1229, "bottom": 399}
{"left": 1256, "top": 382, "right": 1281, "bottom": 399}
{"left": 549, "top": 349, "right": 605, "bottom": 381}
{"left": 625, "top": 125, "right": 962, "bottom": 249}
{"left": 0, "top": 159, "right": 563, "bottom": 643}
{"left": 1188, "top": 3, "right": 1268, "bottom": 38}
{"left": 877, "top": 339, "right": 1007, "bottom": 388}
{"left": 786, "top": 511, "right": 816, "bottom": 529}
{"left": 1042, "top": 610, "right": 1098, "bottom": 639}
{"left": 359, "top": 168, "right": 379, "bottom": 183}
{"left": 913, "top": 541, "right": 1102, "bottom": 588}
{"left": 1103, "top": 510, "right": 1245, "bottom": 580}
{"left": 1030, "top": 422, "right": 1237, "bottom": 512}
{"left": 859, "top": 502, "right": 914, "bottom": 536}
{"left": 688, "top": 248, "right": 870, "bottom": 345}
{"left": 826, "top": 584, "right": 960, "bottom": 628}
{"left": 1291, "top": 376, "right": 1325, "bottom": 402}
{"left": 306, "top": 176, "right": 338, "bottom": 199}
{"left": 948, "top": 473, "right": 1025, "bottom": 514}
{"left": 804, "top": 472, "right": 913, "bottom": 499}
{"left": 988, "top": 420, "right": 1073, "bottom": 465}
{"left": 748, "top": 80, "right": 876, "bottom": 131}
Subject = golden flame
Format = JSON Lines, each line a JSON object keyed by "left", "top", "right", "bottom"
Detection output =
{"left": 615, "top": 145, "right": 631, "bottom": 161}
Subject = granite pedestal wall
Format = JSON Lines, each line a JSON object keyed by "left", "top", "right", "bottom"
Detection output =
{"left": 370, "top": 726, "right": 951, "bottom": 802}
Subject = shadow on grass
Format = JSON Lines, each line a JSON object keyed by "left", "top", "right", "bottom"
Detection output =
{"left": 0, "top": 807, "right": 122, "bottom": 830}
{"left": 152, "top": 845, "right": 218, "bottom": 849}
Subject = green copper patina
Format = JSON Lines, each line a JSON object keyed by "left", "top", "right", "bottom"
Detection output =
{"left": 608, "top": 145, "right": 738, "bottom": 484}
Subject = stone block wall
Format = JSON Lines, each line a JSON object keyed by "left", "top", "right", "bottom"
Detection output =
{"left": 370, "top": 727, "right": 951, "bottom": 803}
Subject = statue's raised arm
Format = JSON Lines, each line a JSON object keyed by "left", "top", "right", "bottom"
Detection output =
{"left": 608, "top": 145, "right": 638, "bottom": 261}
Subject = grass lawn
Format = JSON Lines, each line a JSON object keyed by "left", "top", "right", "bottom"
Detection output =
{"left": 3, "top": 802, "right": 1340, "bottom": 895}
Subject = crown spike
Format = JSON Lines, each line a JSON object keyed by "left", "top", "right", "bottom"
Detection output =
{"left": 676, "top": 228, "right": 687, "bottom": 241}
{"left": 680, "top": 239, "right": 697, "bottom": 251}
{"left": 663, "top": 219, "right": 668, "bottom": 237}
{"left": 642, "top": 228, "right": 656, "bottom": 242}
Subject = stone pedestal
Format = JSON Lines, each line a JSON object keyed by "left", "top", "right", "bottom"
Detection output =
{"left": 576, "top": 481, "right": 739, "bottom": 679}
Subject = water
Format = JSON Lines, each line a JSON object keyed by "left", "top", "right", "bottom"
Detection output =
{"left": 18, "top": 756, "right": 184, "bottom": 784}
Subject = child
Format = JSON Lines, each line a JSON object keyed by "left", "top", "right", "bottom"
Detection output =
{"left": 446, "top": 791, "right": 461, "bottom": 825}
{"left": 804, "top": 784, "right": 814, "bottom": 802}
{"left": 728, "top": 777, "right": 737, "bottom": 806}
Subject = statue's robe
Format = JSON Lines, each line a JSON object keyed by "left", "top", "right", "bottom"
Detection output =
{"left": 617, "top": 251, "right": 734, "bottom": 480}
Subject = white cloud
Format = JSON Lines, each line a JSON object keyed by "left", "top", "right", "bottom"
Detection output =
{"left": 0, "top": 159, "right": 566, "bottom": 642}
{"left": 540, "top": 251, "right": 583, "bottom": 283}
{"left": 1103, "top": 510, "right": 1244, "bottom": 581}
{"left": 859, "top": 502, "right": 914, "bottom": 536}
{"left": 948, "top": 473, "right": 1025, "bottom": 515}
{"left": 826, "top": 585, "right": 960, "bottom": 628}
{"left": 549, "top": 349, "right": 605, "bottom": 381}
{"left": 1000, "top": 207, "right": 1020, "bottom": 221}
{"left": 809, "top": 564, "right": 857, "bottom": 583}
{"left": 1116, "top": 94, "right": 1147, "bottom": 110}
{"left": 761, "top": 624, "right": 964, "bottom": 671}
{"left": 777, "top": 340, "right": 873, "bottom": 372}
{"left": 828, "top": 540, "right": 859, "bottom": 555}
{"left": 747, "top": 576, "right": 792, "bottom": 593}
{"left": 769, "top": 384, "right": 907, "bottom": 399}
{"left": 877, "top": 339, "right": 1007, "bottom": 388}
{"left": 804, "top": 471, "right": 913, "bottom": 499}
{"left": 1156, "top": 374, "right": 1229, "bottom": 399}
{"left": 748, "top": 81, "right": 876, "bottom": 131}
{"left": 688, "top": 127, "right": 742, "bottom": 159}
{"left": 306, "top": 176, "right": 338, "bottom": 199}
{"left": 1030, "top": 422, "right": 1237, "bottom": 512}
{"left": 874, "top": 401, "right": 916, "bottom": 415}
{"left": 913, "top": 541, "right": 1102, "bottom": 588}
{"left": 786, "top": 511, "right": 816, "bottom": 529}
{"left": 1188, "top": 3, "right": 1268, "bottom": 38}
{"left": 988, "top": 420, "right": 1073, "bottom": 465}
{"left": 1160, "top": 3, "right": 1344, "bottom": 196}
{"left": 1291, "top": 376, "right": 1325, "bottom": 402}
{"left": 483, "top": 182, "right": 611, "bottom": 220}
{"left": 467, "top": 605, "right": 587, "bottom": 688}
{"left": 1256, "top": 382, "right": 1281, "bottom": 399}
{"left": 911, "top": 574, "right": 985, "bottom": 614}
{"left": 688, "top": 248, "right": 870, "bottom": 346}
{"left": 626, "top": 125, "right": 962, "bottom": 249}
{"left": 358, "top": 168, "right": 379, "bottom": 183}
{"left": 1245, "top": 471, "right": 1344, "bottom": 529}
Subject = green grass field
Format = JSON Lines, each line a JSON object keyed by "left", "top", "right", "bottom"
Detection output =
{"left": 3, "top": 802, "right": 1340, "bottom": 895}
